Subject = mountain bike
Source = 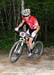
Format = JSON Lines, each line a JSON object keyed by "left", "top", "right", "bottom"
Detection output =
{"left": 9, "top": 31, "right": 43, "bottom": 63}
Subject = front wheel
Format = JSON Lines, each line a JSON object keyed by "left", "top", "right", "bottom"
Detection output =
{"left": 9, "top": 41, "right": 23, "bottom": 63}
{"left": 32, "top": 41, "right": 43, "bottom": 59}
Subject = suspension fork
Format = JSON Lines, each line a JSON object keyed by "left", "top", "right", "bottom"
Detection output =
{"left": 19, "top": 40, "right": 25, "bottom": 51}
{"left": 14, "top": 41, "right": 20, "bottom": 52}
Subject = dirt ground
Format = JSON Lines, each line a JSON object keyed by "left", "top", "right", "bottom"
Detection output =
{"left": 0, "top": 46, "right": 54, "bottom": 75}
{"left": 0, "top": 50, "right": 54, "bottom": 75}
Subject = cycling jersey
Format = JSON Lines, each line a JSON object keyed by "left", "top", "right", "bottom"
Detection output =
{"left": 23, "top": 16, "right": 38, "bottom": 30}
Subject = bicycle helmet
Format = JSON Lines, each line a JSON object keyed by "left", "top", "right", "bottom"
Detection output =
{"left": 21, "top": 9, "right": 31, "bottom": 16}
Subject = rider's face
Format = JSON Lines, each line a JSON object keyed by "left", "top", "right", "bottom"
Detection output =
{"left": 24, "top": 15, "right": 30, "bottom": 19}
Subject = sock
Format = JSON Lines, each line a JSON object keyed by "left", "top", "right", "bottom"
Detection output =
{"left": 29, "top": 48, "right": 33, "bottom": 53}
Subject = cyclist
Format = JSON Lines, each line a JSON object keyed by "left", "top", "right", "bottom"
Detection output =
{"left": 15, "top": 8, "right": 40, "bottom": 57}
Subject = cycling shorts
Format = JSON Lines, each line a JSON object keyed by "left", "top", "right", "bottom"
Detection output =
{"left": 26, "top": 28, "right": 36, "bottom": 38}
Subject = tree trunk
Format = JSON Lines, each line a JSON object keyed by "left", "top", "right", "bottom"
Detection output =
{"left": 17, "top": 0, "right": 21, "bottom": 26}
{"left": 21, "top": 0, "right": 26, "bottom": 31}
{"left": 12, "top": 0, "right": 16, "bottom": 26}
{"left": 8, "top": 1, "right": 12, "bottom": 31}
{"left": 2, "top": 0, "right": 8, "bottom": 30}
{"left": 45, "top": 7, "right": 48, "bottom": 42}
{"left": 0, "top": 11, "right": 6, "bottom": 37}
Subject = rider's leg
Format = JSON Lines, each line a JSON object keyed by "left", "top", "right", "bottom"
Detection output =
{"left": 26, "top": 29, "right": 36, "bottom": 57}
{"left": 28, "top": 30, "right": 36, "bottom": 56}
{"left": 29, "top": 37, "right": 33, "bottom": 51}
{"left": 26, "top": 29, "right": 30, "bottom": 47}
{"left": 27, "top": 37, "right": 33, "bottom": 57}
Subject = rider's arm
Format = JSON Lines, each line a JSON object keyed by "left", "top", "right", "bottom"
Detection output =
{"left": 35, "top": 24, "right": 40, "bottom": 33}
{"left": 18, "top": 20, "right": 25, "bottom": 29}
{"left": 15, "top": 19, "right": 25, "bottom": 31}
{"left": 34, "top": 21, "right": 40, "bottom": 34}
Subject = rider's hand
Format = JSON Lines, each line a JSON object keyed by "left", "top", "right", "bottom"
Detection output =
{"left": 15, "top": 27, "right": 19, "bottom": 31}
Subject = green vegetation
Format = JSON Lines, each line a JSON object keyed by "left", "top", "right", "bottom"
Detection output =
{"left": 44, "top": 41, "right": 54, "bottom": 47}
{"left": 0, "top": 32, "right": 19, "bottom": 54}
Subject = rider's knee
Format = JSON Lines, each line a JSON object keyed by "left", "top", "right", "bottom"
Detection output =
{"left": 29, "top": 38, "right": 33, "bottom": 44}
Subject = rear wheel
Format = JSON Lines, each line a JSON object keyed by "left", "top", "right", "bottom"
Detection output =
{"left": 9, "top": 41, "right": 23, "bottom": 63}
{"left": 32, "top": 41, "right": 43, "bottom": 59}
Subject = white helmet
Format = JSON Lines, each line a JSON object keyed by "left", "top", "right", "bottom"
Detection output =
{"left": 21, "top": 9, "right": 31, "bottom": 16}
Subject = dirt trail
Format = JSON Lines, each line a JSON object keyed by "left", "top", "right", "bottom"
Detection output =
{"left": 0, "top": 52, "right": 54, "bottom": 75}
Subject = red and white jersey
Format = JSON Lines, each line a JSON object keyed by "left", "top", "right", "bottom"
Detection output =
{"left": 23, "top": 16, "right": 39, "bottom": 29}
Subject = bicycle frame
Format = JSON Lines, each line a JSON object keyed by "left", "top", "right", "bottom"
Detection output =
{"left": 18, "top": 31, "right": 37, "bottom": 49}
